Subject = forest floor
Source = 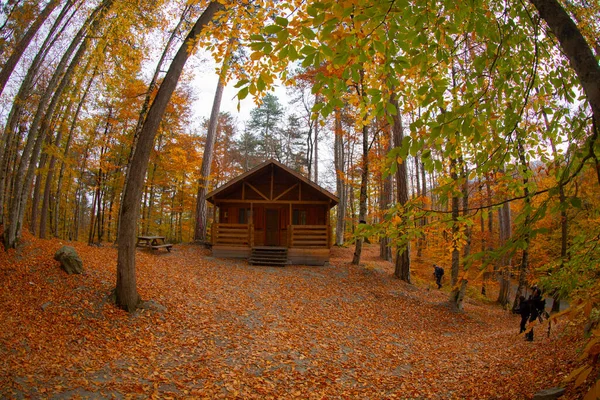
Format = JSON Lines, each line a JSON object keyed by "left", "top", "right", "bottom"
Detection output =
{"left": 0, "top": 234, "right": 589, "bottom": 399}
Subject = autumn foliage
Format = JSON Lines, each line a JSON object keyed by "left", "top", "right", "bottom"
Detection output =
{"left": 0, "top": 234, "right": 593, "bottom": 398}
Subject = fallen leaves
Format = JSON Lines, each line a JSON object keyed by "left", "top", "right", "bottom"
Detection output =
{"left": 0, "top": 236, "right": 591, "bottom": 398}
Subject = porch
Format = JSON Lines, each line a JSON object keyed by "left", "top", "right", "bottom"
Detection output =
{"left": 211, "top": 223, "right": 332, "bottom": 265}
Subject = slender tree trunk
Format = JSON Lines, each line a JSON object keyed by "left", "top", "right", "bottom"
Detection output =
{"left": 314, "top": 110, "right": 319, "bottom": 184}
{"left": 54, "top": 68, "right": 96, "bottom": 238}
{"left": 3, "top": 0, "right": 112, "bottom": 249}
{"left": 30, "top": 131, "right": 54, "bottom": 235}
{"left": 529, "top": 0, "right": 600, "bottom": 131}
{"left": 39, "top": 108, "right": 68, "bottom": 238}
{"left": 449, "top": 156, "right": 465, "bottom": 310}
{"left": 117, "top": 5, "right": 191, "bottom": 241}
{"left": 194, "top": 37, "right": 234, "bottom": 242}
{"left": 497, "top": 197, "right": 512, "bottom": 306}
{"left": 415, "top": 154, "right": 424, "bottom": 257}
{"left": 0, "top": 0, "right": 72, "bottom": 225}
{"left": 379, "top": 123, "right": 392, "bottom": 261}
{"left": 390, "top": 93, "right": 410, "bottom": 281}
{"left": 529, "top": 0, "right": 600, "bottom": 185}
{"left": 144, "top": 160, "right": 159, "bottom": 235}
{"left": 334, "top": 108, "right": 346, "bottom": 246}
{"left": 116, "top": 2, "right": 223, "bottom": 312}
{"left": 482, "top": 172, "right": 494, "bottom": 295}
{"left": 0, "top": 0, "right": 61, "bottom": 97}
{"left": 352, "top": 123, "right": 368, "bottom": 265}
{"left": 512, "top": 138, "right": 533, "bottom": 312}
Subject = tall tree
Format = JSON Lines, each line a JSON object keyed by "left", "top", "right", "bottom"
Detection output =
{"left": 3, "top": 0, "right": 114, "bottom": 249}
{"left": 247, "top": 93, "right": 285, "bottom": 161}
{"left": 194, "top": 38, "right": 236, "bottom": 243}
{"left": 390, "top": 93, "right": 410, "bottom": 282}
{"left": 116, "top": 2, "right": 223, "bottom": 312}
{"left": 0, "top": 0, "right": 73, "bottom": 225}
{"left": 528, "top": 0, "right": 600, "bottom": 166}
{"left": 351, "top": 122, "right": 368, "bottom": 265}
{"left": 334, "top": 107, "right": 346, "bottom": 246}
{"left": 0, "top": 0, "right": 61, "bottom": 97}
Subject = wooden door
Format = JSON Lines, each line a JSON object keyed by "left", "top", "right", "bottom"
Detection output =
{"left": 265, "top": 208, "right": 279, "bottom": 246}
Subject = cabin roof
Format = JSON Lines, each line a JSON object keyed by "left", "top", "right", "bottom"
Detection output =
{"left": 206, "top": 159, "right": 339, "bottom": 207}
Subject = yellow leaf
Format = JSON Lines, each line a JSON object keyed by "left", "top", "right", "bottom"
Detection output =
{"left": 565, "top": 365, "right": 588, "bottom": 383}
{"left": 575, "top": 366, "right": 593, "bottom": 388}
{"left": 583, "top": 379, "right": 600, "bottom": 400}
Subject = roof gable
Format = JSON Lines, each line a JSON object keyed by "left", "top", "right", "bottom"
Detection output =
{"left": 206, "top": 159, "right": 338, "bottom": 207}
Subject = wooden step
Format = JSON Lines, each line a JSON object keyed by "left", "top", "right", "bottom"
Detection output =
{"left": 249, "top": 247, "right": 289, "bottom": 266}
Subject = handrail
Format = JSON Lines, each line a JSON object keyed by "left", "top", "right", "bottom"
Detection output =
{"left": 289, "top": 224, "right": 329, "bottom": 248}
{"left": 212, "top": 223, "right": 251, "bottom": 246}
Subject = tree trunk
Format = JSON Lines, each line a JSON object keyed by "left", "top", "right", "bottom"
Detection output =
{"left": 390, "top": 94, "right": 410, "bottom": 281}
{"left": 334, "top": 108, "right": 346, "bottom": 246}
{"left": 415, "top": 154, "right": 424, "bottom": 257}
{"left": 0, "top": 0, "right": 72, "bottom": 226}
{"left": 116, "top": 2, "right": 223, "bottom": 312}
{"left": 497, "top": 199, "right": 512, "bottom": 306}
{"left": 30, "top": 131, "right": 54, "bottom": 235}
{"left": 194, "top": 38, "right": 233, "bottom": 242}
{"left": 3, "top": 0, "right": 113, "bottom": 249}
{"left": 529, "top": 0, "right": 600, "bottom": 130}
{"left": 529, "top": 0, "right": 600, "bottom": 184}
{"left": 379, "top": 121, "right": 392, "bottom": 261}
{"left": 313, "top": 110, "right": 319, "bottom": 184}
{"left": 118, "top": 4, "right": 191, "bottom": 241}
{"left": 352, "top": 123, "right": 368, "bottom": 265}
{"left": 512, "top": 138, "right": 533, "bottom": 312}
{"left": 54, "top": 68, "right": 97, "bottom": 238}
{"left": 449, "top": 156, "right": 463, "bottom": 310}
{"left": 0, "top": 0, "right": 61, "bottom": 97}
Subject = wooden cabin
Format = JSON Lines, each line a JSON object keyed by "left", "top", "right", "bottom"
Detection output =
{"left": 206, "top": 159, "right": 339, "bottom": 266}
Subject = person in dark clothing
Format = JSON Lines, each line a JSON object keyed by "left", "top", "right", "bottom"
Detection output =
{"left": 526, "top": 288, "right": 546, "bottom": 341}
{"left": 518, "top": 295, "right": 530, "bottom": 334}
{"left": 433, "top": 264, "right": 444, "bottom": 289}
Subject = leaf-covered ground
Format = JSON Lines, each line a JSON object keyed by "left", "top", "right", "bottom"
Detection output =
{"left": 0, "top": 235, "right": 586, "bottom": 399}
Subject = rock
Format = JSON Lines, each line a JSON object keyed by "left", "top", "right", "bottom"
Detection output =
{"left": 54, "top": 246, "right": 83, "bottom": 275}
{"left": 532, "top": 387, "right": 566, "bottom": 400}
{"left": 138, "top": 299, "right": 166, "bottom": 313}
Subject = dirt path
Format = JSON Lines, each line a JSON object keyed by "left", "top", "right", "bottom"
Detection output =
{"left": 0, "top": 239, "right": 582, "bottom": 399}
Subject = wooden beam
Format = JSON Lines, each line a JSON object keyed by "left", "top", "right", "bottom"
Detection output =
{"left": 242, "top": 182, "right": 245, "bottom": 200}
{"left": 216, "top": 199, "right": 330, "bottom": 205}
{"left": 270, "top": 164, "right": 274, "bottom": 200}
{"left": 274, "top": 183, "right": 299, "bottom": 201}
{"left": 245, "top": 182, "right": 269, "bottom": 200}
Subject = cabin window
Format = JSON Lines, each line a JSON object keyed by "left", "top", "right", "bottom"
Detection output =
{"left": 292, "top": 209, "right": 307, "bottom": 225}
{"left": 239, "top": 208, "right": 250, "bottom": 224}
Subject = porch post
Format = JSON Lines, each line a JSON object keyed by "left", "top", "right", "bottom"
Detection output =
{"left": 288, "top": 203, "right": 294, "bottom": 248}
{"left": 327, "top": 202, "right": 331, "bottom": 248}
{"left": 250, "top": 202, "right": 254, "bottom": 247}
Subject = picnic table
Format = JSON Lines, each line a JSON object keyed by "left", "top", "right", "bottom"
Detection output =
{"left": 136, "top": 235, "right": 173, "bottom": 252}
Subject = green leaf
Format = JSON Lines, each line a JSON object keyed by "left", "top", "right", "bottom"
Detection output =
{"left": 238, "top": 86, "right": 249, "bottom": 100}
{"left": 300, "top": 45, "right": 316, "bottom": 55}
{"left": 275, "top": 16, "right": 288, "bottom": 27}
{"left": 264, "top": 25, "right": 283, "bottom": 34}
{"left": 257, "top": 76, "right": 266, "bottom": 92}
{"left": 233, "top": 79, "right": 249, "bottom": 88}
{"left": 386, "top": 102, "right": 397, "bottom": 116}
{"left": 301, "top": 27, "right": 316, "bottom": 40}
{"left": 570, "top": 197, "right": 582, "bottom": 209}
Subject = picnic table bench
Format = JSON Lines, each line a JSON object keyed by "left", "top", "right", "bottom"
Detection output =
{"left": 136, "top": 236, "right": 173, "bottom": 252}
